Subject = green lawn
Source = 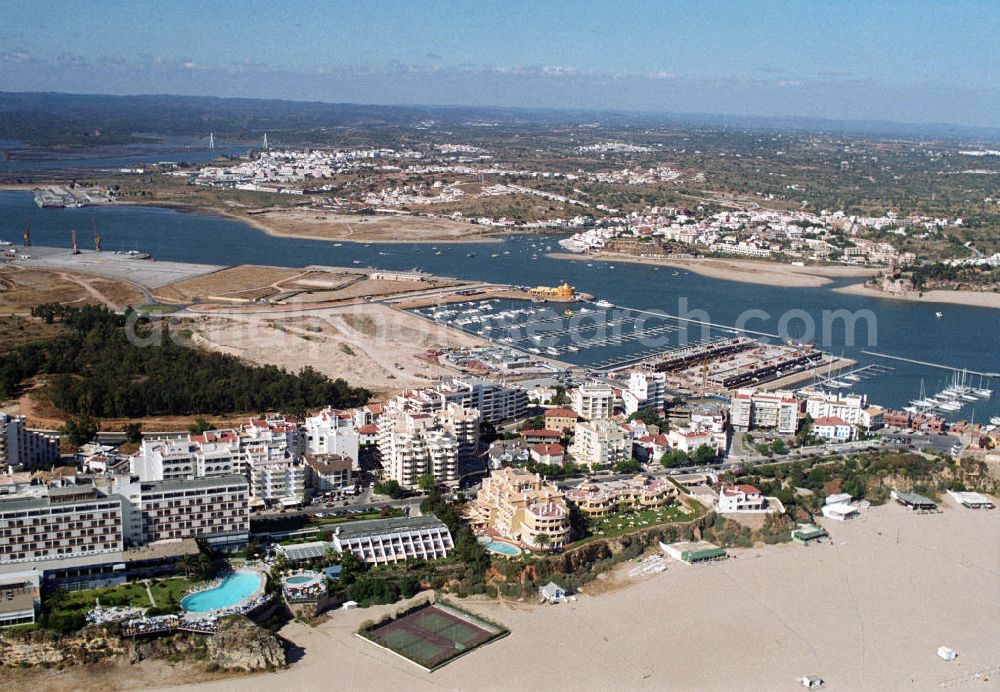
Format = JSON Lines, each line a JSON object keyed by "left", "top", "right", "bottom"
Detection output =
{"left": 567, "top": 502, "right": 699, "bottom": 548}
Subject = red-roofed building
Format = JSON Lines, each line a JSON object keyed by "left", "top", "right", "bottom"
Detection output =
{"left": 544, "top": 408, "right": 578, "bottom": 432}
{"left": 521, "top": 429, "right": 563, "bottom": 444}
{"left": 529, "top": 443, "right": 565, "bottom": 466}
{"left": 813, "top": 416, "right": 854, "bottom": 442}
{"left": 718, "top": 484, "right": 771, "bottom": 513}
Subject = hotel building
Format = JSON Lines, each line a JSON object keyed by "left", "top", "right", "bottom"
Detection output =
{"left": 730, "top": 389, "right": 800, "bottom": 435}
{"left": 468, "top": 467, "right": 570, "bottom": 549}
{"left": 571, "top": 382, "right": 615, "bottom": 420}
{"left": 377, "top": 402, "right": 479, "bottom": 488}
{"left": 570, "top": 419, "right": 633, "bottom": 468}
{"left": 0, "top": 413, "right": 59, "bottom": 469}
{"left": 565, "top": 475, "right": 676, "bottom": 519}
{"left": 331, "top": 515, "right": 454, "bottom": 565}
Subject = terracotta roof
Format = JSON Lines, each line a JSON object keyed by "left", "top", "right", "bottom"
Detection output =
{"left": 814, "top": 416, "right": 847, "bottom": 426}
{"left": 531, "top": 443, "right": 565, "bottom": 456}
{"left": 357, "top": 424, "right": 377, "bottom": 434}
{"left": 544, "top": 408, "right": 577, "bottom": 418}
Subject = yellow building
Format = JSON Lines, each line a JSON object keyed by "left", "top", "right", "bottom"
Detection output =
{"left": 467, "top": 467, "right": 570, "bottom": 549}
{"left": 529, "top": 282, "right": 576, "bottom": 301}
{"left": 565, "top": 475, "right": 676, "bottom": 519}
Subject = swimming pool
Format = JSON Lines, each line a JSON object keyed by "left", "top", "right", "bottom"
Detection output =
{"left": 286, "top": 575, "right": 314, "bottom": 585}
{"left": 477, "top": 537, "right": 522, "bottom": 557}
{"left": 181, "top": 570, "right": 263, "bottom": 613}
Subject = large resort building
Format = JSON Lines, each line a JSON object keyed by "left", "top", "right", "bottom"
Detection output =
{"left": 376, "top": 402, "right": 479, "bottom": 488}
{"left": 565, "top": 475, "right": 676, "bottom": 519}
{"left": 468, "top": 468, "right": 570, "bottom": 550}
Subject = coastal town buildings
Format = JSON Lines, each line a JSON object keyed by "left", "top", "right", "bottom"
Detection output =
{"left": 543, "top": 407, "right": 578, "bottom": 432}
{"left": 622, "top": 371, "right": 667, "bottom": 416}
{"left": 730, "top": 389, "right": 800, "bottom": 435}
{"left": 571, "top": 381, "right": 615, "bottom": 420}
{"left": 468, "top": 468, "right": 570, "bottom": 549}
{"left": 304, "top": 454, "right": 354, "bottom": 493}
{"left": 812, "top": 416, "right": 855, "bottom": 442}
{"left": 331, "top": 515, "right": 454, "bottom": 566}
{"left": 304, "top": 408, "right": 361, "bottom": 468}
{"left": 565, "top": 475, "right": 676, "bottom": 519}
{"left": 570, "top": 419, "right": 633, "bottom": 468}
{"left": 0, "top": 413, "right": 59, "bottom": 469}
{"left": 717, "top": 484, "right": 774, "bottom": 513}
{"left": 376, "top": 402, "right": 479, "bottom": 488}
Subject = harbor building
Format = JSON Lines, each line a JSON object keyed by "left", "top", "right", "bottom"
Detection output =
{"left": 468, "top": 467, "right": 570, "bottom": 549}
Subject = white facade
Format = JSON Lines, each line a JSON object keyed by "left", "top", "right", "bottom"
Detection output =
{"left": 249, "top": 455, "right": 306, "bottom": 502}
{"left": 571, "top": 382, "right": 615, "bottom": 420}
{"left": 332, "top": 516, "right": 453, "bottom": 565}
{"left": 0, "top": 413, "right": 59, "bottom": 469}
{"left": 622, "top": 371, "right": 667, "bottom": 416}
{"left": 730, "top": 389, "right": 799, "bottom": 435}
{"left": 304, "top": 408, "right": 361, "bottom": 468}
{"left": 377, "top": 402, "right": 479, "bottom": 488}
{"left": 570, "top": 419, "right": 632, "bottom": 468}
{"left": 803, "top": 391, "right": 867, "bottom": 427}
{"left": 717, "top": 485, "right": 770, "bottom": 513}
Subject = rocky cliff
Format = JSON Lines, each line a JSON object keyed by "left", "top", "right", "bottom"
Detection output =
{"left": 206, "top": 618, "right": 285, "bottom": 671}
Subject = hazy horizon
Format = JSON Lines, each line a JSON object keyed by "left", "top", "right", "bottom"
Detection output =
{"left": 3, "top": 0, "right": 999, "bottom": 130}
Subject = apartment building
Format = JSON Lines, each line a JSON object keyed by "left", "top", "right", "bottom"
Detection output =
{"left": 570, "top": 382, "right": 615, "bottom": 420}
{"left": 467, "top": 467, "right": 570, "bottom": 549}
{"left": 304, "top": 454, "right": 353, "bottom": 493}
{"left": 304, "top": 408, "right": 360, "bottom": 468}
{"left": 621, "top": 371, "right": 667, "bottom": 416}
{"left": 248, "top": 456, "right": 306, "bottom": 504}
{"left": 570, "top": 419, "right": 633, "bottom": 468}
{"left": 135, "top": 475, "right": 249, "bottom": 551}
{"left": 543, "top": 407, "right": 578, "bottom": 432}
{"left": 802, "top": 391, "right": 867, "bottom": 427}
{"left": 0, "top": 413, "right": 59, "bottom": 469}
{"left": 0, "top": 486, "right": 124, "bottom": 565}
{"left": 730, "top": 389, "right": 800, "bottom": 435}
{"left": 813, "top": 416, "right": 854, "bottom": 442}
{"left": 377, "top": 402, "right": 479, "bottom": 488}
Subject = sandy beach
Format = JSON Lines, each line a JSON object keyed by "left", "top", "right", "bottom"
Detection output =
{"left": 836, "top": 282, "right": 1000, "bottom": 310}
{"left": 548, "top": 252, "right": 878, "bottom": 288}
{"left": 156, "top": 500, "right": 999, "bottom": 692}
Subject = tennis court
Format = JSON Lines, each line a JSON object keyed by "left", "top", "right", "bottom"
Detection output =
{"left": 363, "top": 603, "right": 507, "bottom": 670}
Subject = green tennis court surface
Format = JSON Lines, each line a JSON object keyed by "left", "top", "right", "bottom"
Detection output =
{"left": 363, "top": 603, "right": 507, "bottom": 670}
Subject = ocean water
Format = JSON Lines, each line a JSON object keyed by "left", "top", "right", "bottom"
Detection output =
{"left": 1, "top": 190, "right": 997, "bottom": 420}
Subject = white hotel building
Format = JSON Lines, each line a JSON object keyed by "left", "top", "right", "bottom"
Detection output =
{"left": 331, "top": 515, "right": 453, "bottom": 565}
{"left": 571, "top": 381, "right": 615, "bottom": 420}
{"left": 377, "top": 402, "right": 479, "bottom": 488}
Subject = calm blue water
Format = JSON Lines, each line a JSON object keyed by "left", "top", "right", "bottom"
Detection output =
{"left": 0, "top": 141, "right": 248, "bottom": 171}
{"left": 1, "top": 190, "right": 997, "bottom": 419}
{"left": 286, "top": 574, "right": 316, "bottom": 584}
{"left": 180, "top": 571, "right": 262, "bottom": 612}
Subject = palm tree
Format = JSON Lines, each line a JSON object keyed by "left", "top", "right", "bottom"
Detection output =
{"left": 534, "top": 533, "right": 550, "bottom": 549}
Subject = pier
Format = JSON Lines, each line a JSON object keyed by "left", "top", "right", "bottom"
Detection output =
{"left": 861, "top": 350, "right": 999, "bottom": 378}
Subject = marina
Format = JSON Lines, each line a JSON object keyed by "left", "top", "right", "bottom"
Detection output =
{"left": 1, "top": 190, "right": 998, "bottom": 420}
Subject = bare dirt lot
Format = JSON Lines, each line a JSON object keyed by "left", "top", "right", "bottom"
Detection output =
{"left": 152, "top": 265, "right": 314, "bottom": 303}
{"left": 0, "top": 265, "right": 145, "bottom": 312}
{"left": 237, "top": 208, "right": 496, "bottom": 244}
{"left": 185, "top": 303, "right": 486, "bottom": 396}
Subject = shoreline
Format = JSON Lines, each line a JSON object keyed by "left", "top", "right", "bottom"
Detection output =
{"left": 835, "top": 281, "right": 1000, "bottom": 310}
{"left": 156, "top": 501, "right": 999, "bottom": 692}
{"left": 548, "top": 251, "right": 878, "bottom": 288}
{"left": 120, "top": 199, "right": 510, "bottom": 245}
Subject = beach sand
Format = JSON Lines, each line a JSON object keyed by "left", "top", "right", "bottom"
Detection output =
{"left": 159, "top": 501, "right": 999, "bottom": 692}
{"left": 836, "top": 282, "right": 1000, "bottom": 310}
{"left": 548, "top": 252, "right": 878, "bottom": 288}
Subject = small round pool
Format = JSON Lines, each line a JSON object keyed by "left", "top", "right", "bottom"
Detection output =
{"left": 477, "top": 537, "right": 522, "bottom": 557}
{"left": 181, "top": 570, "right": 263, "bottom": 613}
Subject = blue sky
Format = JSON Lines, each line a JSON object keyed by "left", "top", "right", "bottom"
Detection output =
{"left": 2, "top": 0, "right": 998, "bottom": 127}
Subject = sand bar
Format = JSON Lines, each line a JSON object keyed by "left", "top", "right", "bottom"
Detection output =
{"left": 836, "top": 281, "right": 1000, "bottom": 310}
{"left": 549, "top": 252, "right": 878, "bottom": 288}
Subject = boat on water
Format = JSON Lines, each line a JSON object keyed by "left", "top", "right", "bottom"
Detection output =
{"left": 975, "top": 388, "right": 993, "bottom": 398}
{"left": 545, "top": 347, "right": 560, "bottom": 356}
{"left": 844, "top": 374, "right": 862, "bottom": 382}
{"left": 935, "top": 311, "right": 943, "bottom": 318}
{"left": 467, "top": 252, "right": 476, "bottom": 257}
{"left": 594, "top": 299, "right": 613, "bottom": 308}
{"left": 990, "top": 416, "right": 1000, "bottom": 426}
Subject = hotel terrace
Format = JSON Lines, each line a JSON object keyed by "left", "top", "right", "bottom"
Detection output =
{"left": 467, "top": 467, "right": 570, "bottom": 550}
{"left": 564, "top": 475, "right": 677, "bottom": 519}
